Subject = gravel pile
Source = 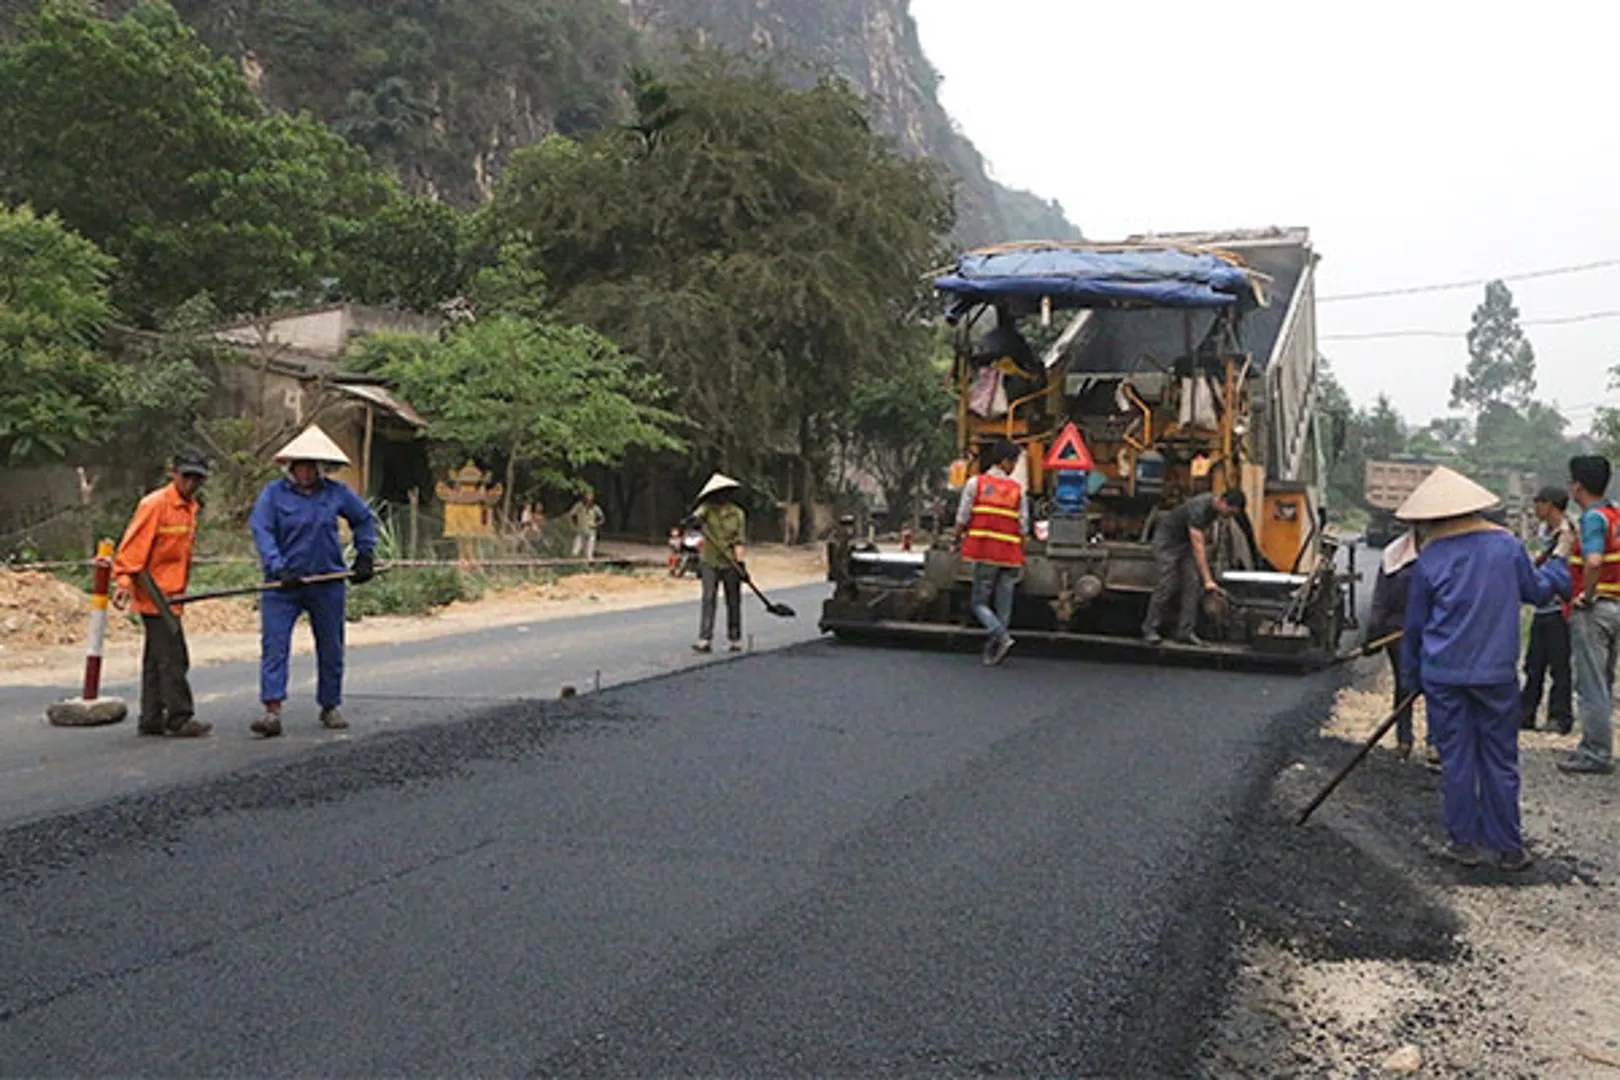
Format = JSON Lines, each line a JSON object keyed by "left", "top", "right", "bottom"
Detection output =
{"left": 1199, "top": 661, "right": 1620, "bottom": 1078}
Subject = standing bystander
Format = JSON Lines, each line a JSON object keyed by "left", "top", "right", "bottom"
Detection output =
{"left": 1366, "top": 530, "right": 1425, "bottom": 760}
{"left": 569, "top": 491, "right": 605, "bottom": 561}
{"left": 1522, "top": 486, "right": 1576, "bottom": 733}
{"left": 1561, "top": 455, "right": 1619, "bottom": 774}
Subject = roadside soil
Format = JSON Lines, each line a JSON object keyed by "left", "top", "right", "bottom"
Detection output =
{"left": 1199, "top": 661, "right": 1620, "bottom": 1078}
{"left": 0, "top": 545, "right": 825, "bottom": 687}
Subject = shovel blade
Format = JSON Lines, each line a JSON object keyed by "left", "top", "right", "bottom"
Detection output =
{"left": 767, "top": 602, "right": 797, "bottom": 619}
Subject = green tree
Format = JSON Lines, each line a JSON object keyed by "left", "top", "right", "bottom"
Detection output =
{"left": 1451, "top": 280, "right": 1536, "bottom": 413}
{"left": 0, "top": 204, "right": 115, "bottom": 462}
{"left": 1363, "top": 394, "right": 1406, "bottom": 460}
{"left": 486, "top": 52, "right": 954, "bottom": 493}
{"left": 354, "top": 316, "right": 684, "bottom": 520}
{"left": 0, "top": 1, "right": 393, "bottom": 321}
{"left": 843, "top": 357, "right": 954, "bottom": 524}
{"left": 335, "top": 194, "right": 471, "bottom": 312}
{"left": 0, "top": 203, "right": 209, "bottom": 468}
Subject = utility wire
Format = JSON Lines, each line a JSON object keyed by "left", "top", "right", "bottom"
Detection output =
{"left": 1319, "top": 257, "right": 1620, "bottom": 303}
{"left": 1323, "top": 308, "right": 1620, "bottom": 341}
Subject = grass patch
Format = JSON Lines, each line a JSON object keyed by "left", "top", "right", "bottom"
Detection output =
{"left": 345, "top": 566, "right": 474, "bottom": 620}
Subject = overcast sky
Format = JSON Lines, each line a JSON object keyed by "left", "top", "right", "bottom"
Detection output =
{"left": 911, "top": 0, "right": 1620, "bottom": 432}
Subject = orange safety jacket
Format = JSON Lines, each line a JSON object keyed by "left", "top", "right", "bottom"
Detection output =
{"left": 1570, "top": 504, "right": 1620, "bottom": 601}
{"left": 961, "top": 474, "right": 1026, "bottom": 568}
{"left": 113, "top": 482, "right": 199, "bottom": 616}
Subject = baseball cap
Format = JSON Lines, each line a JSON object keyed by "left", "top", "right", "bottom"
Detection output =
{"left": 173, "top": 449, "right": 212, "bottom": 477}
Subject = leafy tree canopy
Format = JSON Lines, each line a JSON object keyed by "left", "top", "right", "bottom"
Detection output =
{"left": 0, "top": 0, "right": 401, "bottom": 321}
{"left": 1451, "top": 279, "right": 1536, "bottom": 413}
{"left": 843, "top": 354, "right": 954, "bottom": 524}
{"left": 485, "top": 51, "right": 955, "bottom": 488}
{"left": 353, "top": 316, "right": 683, "bottom": 517}
{"left": 0, "top": 203, "right": 209, "bottom": 466}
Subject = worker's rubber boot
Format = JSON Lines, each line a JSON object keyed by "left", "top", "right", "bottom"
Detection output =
{"left": 320, "top": 707, "right": 348, "bottom": 731}
{"left": 138, "top": 715, "right": 168, "bottom": 736}
{"left": 1447, "top": 842, "right": 1482, "bottom": 868}
{"left": 693, "top": 640, "right": 712, "bottom": 654}
{"left": 165, "top": 718, "right": 212, "bottom": 738}
{"left": 1499, "top": 849, "right": 1534, "bottom": 873}
{"left": 251, "top": 712, "right": 283, "bottom": 739}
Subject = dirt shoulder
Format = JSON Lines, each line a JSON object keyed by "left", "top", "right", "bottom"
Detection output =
{"left": 1199, "top": 662, "right": 1620, "bottom": 1078}
{"left": 0, "top": 545, "right": 826, "bottom": 688}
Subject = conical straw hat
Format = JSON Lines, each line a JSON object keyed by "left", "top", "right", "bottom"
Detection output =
{"left": 272, "top": 425, "right": 351, "bottom": 466}
{"left": 696, "top": 473, "right": 741, "bottom": 502}
{"left": 1394, "top": 465, "right": 1499, "bottom": 522}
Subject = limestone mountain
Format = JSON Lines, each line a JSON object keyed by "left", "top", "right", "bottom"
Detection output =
{"left": 4, "top": 0, "right": 1076, "bottom": 245}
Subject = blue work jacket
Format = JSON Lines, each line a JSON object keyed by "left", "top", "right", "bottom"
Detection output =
{"left": 1400, "top": 527, "right": 1569, "bottom": 691}
{"left": 251, "top": 477, "right": 378, "bottom": 578}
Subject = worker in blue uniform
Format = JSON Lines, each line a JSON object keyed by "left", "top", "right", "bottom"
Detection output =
{"left": 249, "top": 426, "right": 378, "bottom": 738}
{"left": 1397, "top": 466, "right": 1569, "bottom": 872}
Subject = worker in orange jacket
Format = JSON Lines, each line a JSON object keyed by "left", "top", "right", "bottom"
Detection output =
{"left": 112, "top": 450, "right": 212, "bottom": 738}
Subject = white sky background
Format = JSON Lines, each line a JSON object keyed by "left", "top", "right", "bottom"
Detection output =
{"left": 911, "top": 0, "right": 1620, "bottom": 433}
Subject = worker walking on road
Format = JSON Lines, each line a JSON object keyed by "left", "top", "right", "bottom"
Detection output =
{"left": 1522, "top": 485, "right": 1576, "bottom": 733}
{"left": 249, "top": 426, "right": 378, "bottom": 738}
{"left": 1397, "top": 466, "right": 1567, "bottom": 871}
{"left": 569, "top": 490, "right": 605, "bottom": 561}
{"left": 1562, "top": 454, "right": 1619, "bottom": 774}
{"left": 690, "top": 473, "right": 747, "bottom": 654}
{"left": 111, "top": 450, "right": 213, "bottom": 738}
{"left": 1142, "top": 488, "right": 1246, "bottom": 646}
{"left": 956, "top": 441, "right": 1028, "bottom": 666}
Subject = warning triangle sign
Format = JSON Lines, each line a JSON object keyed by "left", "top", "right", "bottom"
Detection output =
{"left": 1043, "top": 422, "right": 1095, "bottom": 471}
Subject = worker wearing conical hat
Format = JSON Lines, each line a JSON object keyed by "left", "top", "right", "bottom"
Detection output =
{"left": 1395, "top": 466, "right": 1569, "bottom": 871}
{"left": 687, "top": 473, "right": 747, "bottom": 653}
{"left": 247, "top": 425, "right": 378, "bottom": 738}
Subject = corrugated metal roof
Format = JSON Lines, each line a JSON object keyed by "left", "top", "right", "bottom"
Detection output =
{"left": 331, "top": 381, "right": 426, "bottom": 428}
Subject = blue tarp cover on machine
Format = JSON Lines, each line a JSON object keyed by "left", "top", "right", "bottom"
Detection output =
{"left": 936, "top": 245, "right": 1261, "bottom": 317}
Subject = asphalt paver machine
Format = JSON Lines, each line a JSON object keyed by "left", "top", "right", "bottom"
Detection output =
{"left": 821, "top": 228, "right": 1349, "bottom": 667}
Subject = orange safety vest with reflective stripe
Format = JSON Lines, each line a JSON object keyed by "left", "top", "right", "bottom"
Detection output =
{"left": 1570, "top": 504, "right": 1620, "bottom": 599}
{"left": 961, "top": 474, "right": 1025, "bottom": 568}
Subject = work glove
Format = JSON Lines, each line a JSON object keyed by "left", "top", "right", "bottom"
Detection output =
{"left": 351, "top": 551, "right": 375, "bottom": 585}
{"left": 274, "top": 566, "right": 303, "bottom": 588}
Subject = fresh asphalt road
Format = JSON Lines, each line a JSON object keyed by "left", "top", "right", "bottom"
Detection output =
{"left": 0, "top": 551, "right": 1369, "bottom": 1076}
{"left": 0, "top": 584, "right": 827, "bottom": 828}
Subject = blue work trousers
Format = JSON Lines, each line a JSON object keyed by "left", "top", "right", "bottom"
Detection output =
{"left": 971, "top": 562, "right": 1020, "bottom": 652}
{"left": 1424, "top": 681, "right": 1523, "bottom": 854}
{"left": 260, "top": 581, "right": 346, "bottom": 708}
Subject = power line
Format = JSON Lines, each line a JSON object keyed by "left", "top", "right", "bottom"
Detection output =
{"left": 1319, "top": 257, "right": 1620, "bottom": 303}
{"left": 1322, "top": 308, "right": 1620, "bottom": 341}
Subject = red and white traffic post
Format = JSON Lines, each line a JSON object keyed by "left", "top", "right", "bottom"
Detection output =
{"left": 82, "top": 539, "right": 114, "bottom": 700}
{"left": 45, "top": 539, "right": 129, "bottom": 727}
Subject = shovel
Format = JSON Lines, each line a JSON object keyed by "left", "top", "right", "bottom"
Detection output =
{"left": 1328, "top": 630, "right": 1404, "bottom": 666}
{"left": 135, "top": 570, "right": 383, "bottom": 628}
{"left": 1297, "top": 690, "right": 1422, "bottom": 826}
{"left": 696, "top": 524, "right": 796, "bottom": 619}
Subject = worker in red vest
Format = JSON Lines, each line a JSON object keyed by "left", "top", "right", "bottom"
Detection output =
{"left": 1563, "top": 454, "right": 1620, "bottom": 774}
{"left": 955, "top": 441, "right": 1028, "bottom": 666}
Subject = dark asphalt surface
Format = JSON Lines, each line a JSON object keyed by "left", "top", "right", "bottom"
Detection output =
{"left": 0, "top": 640, "right": 1342, "bottom": 1077}
{"left": 0, "top": 584, "right": 826, "bottom": 827}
